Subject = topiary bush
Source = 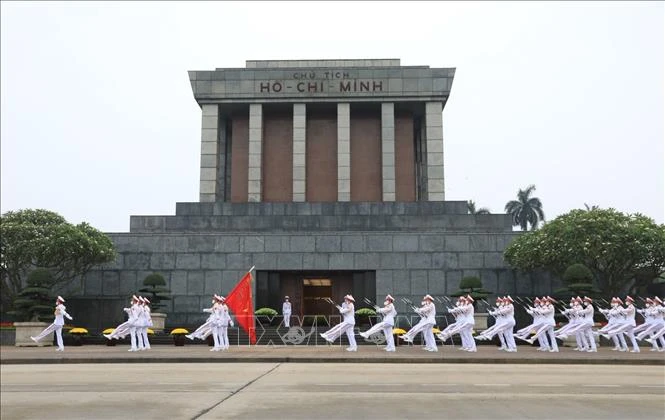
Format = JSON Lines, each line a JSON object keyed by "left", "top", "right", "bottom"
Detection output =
{"left": 255, "top": 307, "right": 278, "bottom": 316}
{"left": 450, "top": 276, "right": 492, "bottom": 301}
{"left": 554, "top": 263, "right": 601, "bottom": 299}
{"left": 11, "top": 268, "right": 55, "bottom": 322}
{"left": 355, "top": 308, "right": 377, "bottom": 316}
{"left": 138, "top": 273, "right": 171, "bottom": 312}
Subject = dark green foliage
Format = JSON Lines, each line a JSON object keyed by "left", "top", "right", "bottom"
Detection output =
{"left": 505, "top": 208, "right": 665, "bottom": 297}
{"left": 138, "top": 273, "right": 171, "bottom": 312}
{"left": 450, "top": 276, "right": 492, "bottom": 300}
{"left": 11, "top": 268, "right": 55, "bottom": 322}
{"left": 255, "top": 307, "right": 278, "bottom": 316}
{"left": 504, "top": 185, "right": 545, "bottom": 231}
{"left": 563, "top": 263, "right": 594, "bottom": 284}
{"left": 1, "top": 209, "right": 116, "bottom": 312}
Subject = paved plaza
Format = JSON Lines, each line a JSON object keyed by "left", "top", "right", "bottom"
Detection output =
{"left": 2, "top": 362, "right": 664, "bottom": 420}
{"left": 2, "top": 344, "right": 664, "bottom": 365}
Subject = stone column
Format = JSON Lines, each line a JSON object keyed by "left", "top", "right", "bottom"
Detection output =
{"left": 337, "top": 103, "right": 351, "bottom": 201}
{"left": 425, "top": 102, "right": 445, "bottom": 201}
{"left": 248, "top": 104, "right": 263, "bottom": 202}
{"left": 293, "top": 104, "right": 306, "bottom": 202}
{"left": 381, "top": 103, "right": 396, "bottom": 201}
{"left": 199, "top": 104, "right": 219, "bottom": 202}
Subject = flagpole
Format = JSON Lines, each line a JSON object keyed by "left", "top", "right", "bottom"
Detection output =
{"left": 249, "top": 266, "right": 256, "bottom": 274}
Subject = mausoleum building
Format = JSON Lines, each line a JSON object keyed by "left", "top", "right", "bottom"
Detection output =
{"left": 74, "top": 59, "right": 557, "bottom": 330}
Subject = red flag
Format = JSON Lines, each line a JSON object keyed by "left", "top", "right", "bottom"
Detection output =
{"left": 225, "top": 271, "right": 256, "bottom": 344}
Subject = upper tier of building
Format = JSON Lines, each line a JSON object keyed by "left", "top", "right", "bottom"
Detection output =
{"left": 188, "top": 58, "right": 455, "bottom": 104}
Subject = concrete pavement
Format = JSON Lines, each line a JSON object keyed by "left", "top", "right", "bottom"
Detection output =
{"left": 1, "top": 344, "right": 664, "bottom": 365}
{"left": 2, "top": 363, "right": 664, "bottom": 420}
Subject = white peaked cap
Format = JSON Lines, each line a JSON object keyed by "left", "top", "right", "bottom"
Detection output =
{"left": 424, "top": 294, "right": 434, "bottom": 301}
{"left": 654, "top": 296, "right": 663, "bottom": 304}
{"left": 465, "top": 295, "right": 474, "bottom": 303}
{"left": 385, "top": 294, "right": 394, "bottom": 302}
{"left": 344, "top": 294, "right": 355, "bottom": 302}
{"left": 505, "top": 295, "right": 514, "bottom": 303}
{"left": 56, "top": 296, "right": 65, "bottom": 303}
{"left": 143, "top": 297, "right": 151, "bottom": 304}
{"left": 138, "top": 296, "right": 145, "bottom": 303}
{"left": 285, "top": 296, "right": 289, "bottom": 299}
{"left": 131, "top": 295, "right": 139, "bottom": 301}
{"left": 625, "top": 296, "right": 634, "bottom": 303}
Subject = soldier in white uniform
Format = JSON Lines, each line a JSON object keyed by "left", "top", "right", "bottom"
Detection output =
{"left": 597, "top": 297, "right": 626, "bottom": 350}
{"left": 186, "top": 295, "right": 219, "bottom": 343}
{"left": 104, "top": 295, "right": 141, "bottom": 350}
{"left": 360, "top": 294, "right": 397, "bottom": 352}
{"left": 320, "top": 295, "right": 357, "bottom": 351}
{"left": 217, "top": 295, "right": 234, "bottom": 350}
{"left": 399, "top": 294, "right": 437, "bottom": 352}
{"left": 282, "top": 296, "right": 292, "bottom": 328}
{"left": 139, "top": 297, "right": 152, "bottom": 351}
{"left": 31, "top": 296, "right": 73, "bottom": 351}
{"left": 500, "top": 296, "right": 517, "bottom": 352}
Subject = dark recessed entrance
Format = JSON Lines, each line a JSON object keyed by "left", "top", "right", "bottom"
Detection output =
{"left": 255, "top": 270, "right": 376, "bottom": 317}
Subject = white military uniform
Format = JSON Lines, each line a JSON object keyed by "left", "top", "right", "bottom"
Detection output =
{"left": 400, "top": 295, "right": 437, "bottom": 352}
{"left": 31, "top": 297, "right": 73, "bottom": 351}
{"left": 320, "top": 296, "right": 357, "bottom": 351}
{"left": 282, "top": 297, "right": 292, "bottom": 328}
{"left": 218, "top": 300, "right": 234, "bottom": 350}
{"left": 360, "top": 295, "right": 397, "bottom": 352}
{"left": 104, "top": 296, "right": 140, "bottom": 344}
{"left": 139, "top": 299, "right": 153, "bottom": 350}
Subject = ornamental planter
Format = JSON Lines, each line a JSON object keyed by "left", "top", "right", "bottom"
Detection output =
{"left": 151, "top": 313, "right": 167, "bottom": 333}
{"left": 474, "top": 313, "right": 489, "bottom": 330}
{"left": 173, "top": 335, "right": 186, "bottom": 346}
{"left": 14, "top": 322, "right": 51, "bottom": 347}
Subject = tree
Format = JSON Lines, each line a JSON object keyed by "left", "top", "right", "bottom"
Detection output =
{"left": 504, "top": 185, "right": 545, "bottom": 231}
{"left": 553, "top": 263, "right": 602, "bottom": 299}
{"left": 584, "top": 203, "right": 600, "bottom": 211}
{"left": 0, "top": 209, "right": 116, "bottom": 311}
{"left": 450, "top": 276, "right": 492, "bottom": 304}
{"left": 11, "top": 268, "right": 55, "bottom": 322}
{"left": 504, "top": 208, "right": 665, "bottom": 297}
{"left": 467, "top": 200, "right": 490, "bottom": 215}
{"left": 139, "top": 273, "right": 172, "bottom": 313}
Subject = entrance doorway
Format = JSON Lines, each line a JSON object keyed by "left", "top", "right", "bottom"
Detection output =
{"left": 255, "top": 270, "right": 376, "bottom": 319}
{"left": 302, "top": 278, "right": 332, "bottom": 316}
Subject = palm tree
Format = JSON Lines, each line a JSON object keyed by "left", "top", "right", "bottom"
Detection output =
{"left": 504, "top": 185, "right": 545, "bottom": 231}
{"left": 467, "top": 200, "right": 491, "bottom": 215}
{"left": 584, "top": 203, "right": 599, "bottom": 211}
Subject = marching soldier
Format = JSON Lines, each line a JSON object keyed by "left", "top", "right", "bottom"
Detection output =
{"left": 360, "top": 294, "right": 397, "bottom": 351}
{"left": 399, "top": 294, "right": 437, "bottom": 352}
{"left": 104, "top": 295, "right": 142, "bottom": 351}
{"left": 320, "top": 295, "right": 357, "bottom": 351}
{"left": 31, "top": 296, "right": 73, "bottom": 351}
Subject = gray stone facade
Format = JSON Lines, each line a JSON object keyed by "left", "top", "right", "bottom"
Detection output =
{"left": 69, "top": 201, "right": 560, "bottom": 330}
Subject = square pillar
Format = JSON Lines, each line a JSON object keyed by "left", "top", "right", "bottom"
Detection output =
{"left": 381, "top": 103, "right": 396, "bottom": 201}
{"left": 248, "top": 104, "right": 263, "bottom": 202}
{"left": 337, "top": 103, "right": 351, "bottom": 201}
{"left": 199, "top": 104, "right": 219, "bottom": 202}
{"left": 293, "top": 104, "right": 306, "bottom": 202}
{"left": 425, "top": 102, "right": 445, "bottom": 201}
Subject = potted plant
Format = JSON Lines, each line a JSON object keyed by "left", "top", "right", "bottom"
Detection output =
{"left": 355, "top": 307, "right": 377, "bottom": 327}
{"left": 11, "top": 268, "right": 56, "bottom": 347}
{"left": 102, "top": 328, "right": 116, "bottom": 346}
{"left": 68, "top": 327, "right": 88, "bottom": 346}
{"left": 139, "top": 273, "right": 171, "bottom": 332}
{"left": 450, "top": 276, "right": 492, "bottom": 329}
{"left": 170, "top": 328, "right": 189, "bottom": 346}
{"left": 392, "top": 328, "right": 407, "bottom": 347}
{"left": 255, "top": 307, "right": 278, "bottom": 326}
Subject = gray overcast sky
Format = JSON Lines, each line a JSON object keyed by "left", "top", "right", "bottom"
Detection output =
{"left": 1, "top": 1, "right": 663, "bottom": 232}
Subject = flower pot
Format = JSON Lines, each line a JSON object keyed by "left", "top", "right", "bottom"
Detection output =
{"left": 14, "top": 322, "right": 51, "bottom": 347}
{"left": 173, "top": 335, "right": 186, "bottom": 346}
{"left": 106, "top": 340, "right": 117, "bottom": 346}
{"left": 71, "top": 335, "right": 84, "bottom": 346}
{"left": 151, "top": 313, "right": 167, "bottom": 333}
